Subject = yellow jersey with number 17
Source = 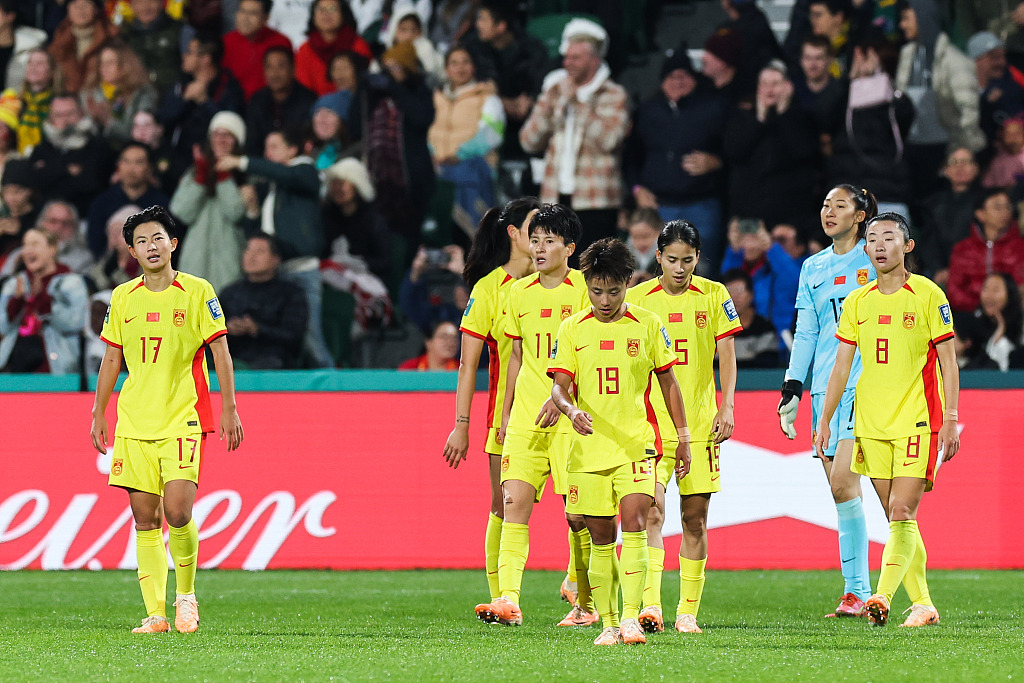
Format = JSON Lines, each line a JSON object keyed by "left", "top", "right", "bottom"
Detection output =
{"left": 505, "top": 269, "right": 589, "bottom": 434}
{"left": 460, "top": 266, "right": 519, "bottom": 446}
{"left": 626, "top": 275, "right": 742, "bottom": 442}
{"left": 548, "top": 304, "right": 677, "bottom": 472}
{"left": 100, "top": 272, "right": 227, "bottom": 440}
{"left": 835, "top": 273, "right": 954, "bottom": 439}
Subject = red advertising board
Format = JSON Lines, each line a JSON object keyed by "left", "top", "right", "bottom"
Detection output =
{"left": 1, "top": 390, "right": 1021, "bottom": 570}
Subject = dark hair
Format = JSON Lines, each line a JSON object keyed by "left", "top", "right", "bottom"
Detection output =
{"left": 307, "top": 0, "right": 358, "bottom": 36}
{"left": 463, "top": 196, "right": 541, "bottom": 287}
{"left": 721, "top": 267, "right": 753, "bottom": 292}
{"left": 269, "top": 125, "right": 307, "bottom": 152}
{"left": 248, "top": 232, "right": 281, "bottom": 257}
{"left": 528, "top": 203, "right": 581, "bottom": 245}
{"left": 396, "top": 12, "right": 422, "bottom": 30}
{"left": 629, "top": 207, "right": 662, "bottom": 231}
{"left": 801, "top": 34, "right": 832, "bottom": 53}
{"left": 478, "top": 1, "right": 517, "bottom": 29}
{"left": 981, "top": 272, "right": 1024, "bottom": 344}
{"left": 657, "top": 219, "right": 702, "bottom": 253}
{"left": 191, "top": 33, "right": 224, "bottom": 65}
{"left": 119, "top": 140, "right": 153, "bottom": 166}
{"left": 329, "top": 49, "right": 368, "bottom": 75}
{"left": 264, "top": 44, "right": 294, "bottom": 66}
{"left": 974, "top": 186, "right": 1012, "bottom": 212}
{"left": 0, "top": 0, "right": 16, "bottom": 17}
{"left": 808, "top": 0, "right": 848, "bottom": 16}
{"left": 444, "top": 43, "right": 474, "bottom": 67}
{"left": 580, "top": 238, "right": 635, "bottom": 284}
{"left": 240, "top": 0, "right": 274, "bottom": 15}
{"left": 122, "top": 205, "right": 177, "bottom": 245}
{"left": 829, "top": 184, "right": 878, "bottom": 238}
{"left": 865, "top": 211, "right": 911, "bottom": 242}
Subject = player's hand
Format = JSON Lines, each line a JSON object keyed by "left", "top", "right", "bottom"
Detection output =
{"left": 90, "top": 414, "right": 109, "bottom": 454}
{"left": 568, "top": 407, "right": 593, "bottom": 436}
{"left": 813, "top": 422, "right": 830, "bottom": 459}
{"left": 777, "top": 379, "right": 802, "bottom": 440}
{"left": 938, "top": 419, "right": 960, "bottom": 462}
{"left": 711, "top": 404, "right": 734, "bottom": 444}
{"left": 443, "top": 425, "right": 470, "bottom": 468}
{"left": 497, "top": 412, "right": 509, "bottom": 445}
{"left": 535, "top": 398, "right": 562, "bottom": 428}
{"left": 674, "top": 440, "right": 692, "bottom": 478}
{"left": 220, "top": 409, "right": 244, "bottom": 451}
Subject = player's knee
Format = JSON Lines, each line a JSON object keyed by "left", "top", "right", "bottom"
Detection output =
{"left": 888, "top": 503, "right": 916, "bottom": 521}
{"left": 682, "top": 515, "right": 707, "bottom": 538}
{"left": 134, "top": 520, "right": 160, "bottom": 532}
{"left": 830, "top": 482, "right": 854, "bottom": 503}
{"left": 646, "top": 504, "right": 665, "bottom": 530}
{"left": 164, "top": 510, "right": 192, "bottom": 528}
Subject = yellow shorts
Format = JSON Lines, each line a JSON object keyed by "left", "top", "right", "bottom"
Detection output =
{"left": 853, "top": 433, "right": 939, "bottom": 492}
{"left": 500, "top": 430, "right": 572, "bottom": 499}
{"left": 565, "top": 458, "right": 656, "bottom": 517}
{"left": 109, "top": 434, "right": 206, "bottom": 496}
{"left": 485, "top": 427, "right": 503, "bottom": 455}
{"left": 659, "top": 439, "right": 722, "bottom": 495}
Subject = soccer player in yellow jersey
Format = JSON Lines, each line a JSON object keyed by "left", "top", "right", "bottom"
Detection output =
{"left": 626, "top": 220, "right": 741, "bottom": 635}
{"left": 816, "top": 212, "right": 960, "bottom": 628}
{"left": 443, "top": 197, "right": 538, "bottom": 605}
{"left": 473, "top": 204, "right": 593, "bottom": 627}
{"left": 550, "top": 238, "right": 691, "bottom": 646}
{"left": 89, "top": 206, "right": 244, "bottom": 635}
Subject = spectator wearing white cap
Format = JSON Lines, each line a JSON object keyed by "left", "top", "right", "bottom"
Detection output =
{"left": 170, "top": 111, "right": 248, "bottom": 291}
{"left": 968, "top": 30, "right": 1024, "bottom": 142}
{"left": 321, "top": 157, "right": 392, "bottom": 280}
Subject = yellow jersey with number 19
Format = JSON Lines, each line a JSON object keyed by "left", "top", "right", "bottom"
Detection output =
{"left": 835, "top": 273, "right": 954, "bottom": 439}
{"left": 100, "top": 272, "right": 227, "bottom": 440}
{"left": 505, "top": 269, "right": 589, "bottom": 434}
{"left": 626, "top": 275, "right": 742, "bottom": 442}
{"left": 548, "top": 304, "right": 677, "bottom": 473}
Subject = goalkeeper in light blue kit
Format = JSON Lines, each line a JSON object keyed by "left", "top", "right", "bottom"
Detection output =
{"left": 777, "top": 184, "right": 877, "bottom": 618}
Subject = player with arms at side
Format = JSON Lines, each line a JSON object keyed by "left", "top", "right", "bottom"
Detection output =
{"left": 778, "top": 184, "right": 878, "bottom": 617}
{"left": 443, "top": 198, "right": 538, "bottom": 605}
{"left": 549, "top": 238, "right": 691, "bottom": 646}
{"left": 475, "top": 204, "right": 594, "bottom": 627}
{"left": 90, "top": 206, "right": 244, "bottom": 634}
{"left": 816, "top": 212, "right": 960, "bottom": 627}
{"left": 626, "top": 220, "right": 741, "bottom": 635}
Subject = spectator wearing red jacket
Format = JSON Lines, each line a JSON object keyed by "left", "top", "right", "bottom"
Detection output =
{"left": 947, "top": 188, "right": 1024, "bottom": 312}
{"left": 222, "top": 0, "right": 293, "bottom": 102}
{"left": 294, "top": 0, "right": 372, "bottom": 97}
{"left": 398, "top": 320, "right": 460, "bottom": 370}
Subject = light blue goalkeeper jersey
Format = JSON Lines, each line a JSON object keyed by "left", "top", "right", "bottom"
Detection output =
{"left": 785, "top": 242, "right": 876, "bottom": 396}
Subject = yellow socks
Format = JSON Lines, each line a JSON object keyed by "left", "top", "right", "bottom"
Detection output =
{"left": 168, "top": 519, "right": 199, "bottom": 596}
{"left": 877, "top": 520, "right": 918, "bottom": 602}
{"left": 497, "top": 522, "right": 529, "bottom": 604}
{"left": 643, "top": 546, "right": 665, "bottom": 610}
{"left": 901, "top": 524, "right": 932, "bottom": 607}
{"left": 135, "top": 528, "right": 168, "bottom": 617}
{"left": 485, "top": 513, "right": 502, "bottom": 601}
{"left": 566, "top": 528, "right": 577, "bottom": 584}
{"left": 589, "top": 542, "right": 619, "bottom": 628}
{"left": 619, "top": 531, "right": 648, "bottom": 621}
{"left": 677, "top": 556, "right": 707, "bottom": 617}
{"left": 570, "top": 528, "right": 594, "bottom": 611}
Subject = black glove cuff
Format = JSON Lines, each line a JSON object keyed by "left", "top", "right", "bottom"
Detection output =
{"left": 781, "top": 379, "right": 803, "bottom": 402}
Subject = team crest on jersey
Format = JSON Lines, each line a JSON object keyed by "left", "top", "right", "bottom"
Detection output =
{"left": 939, "top": 303, "right": 951, "bottom": 325}
{"left": 561, "top": 305, "right": 572, "bottom": 319}
{"left": 206, "top": 297, "right": 223, "bottom": 320}
{"left": 857, "top": 269, "right": 870, "bottom": 285}
{"left": 723, "top": 299, "right": 739, "bottom": 322}
{"left": 695, "top": 311, "right": 708, "bottom": 328}
{"left": 464, "top": 298, "right": 474, "bottom": 317}
{"left": 627, "top": 338, "right": 640, "bottom": 357}
{"left": 568, "top": 485, "right": 579, "bottom": 505}
{"left": 111, "top": 458, "right": 123, "bottom": 476}
{"left": 903, "top": 312, "right": 916, "bottom": 329}
{"left": 173, "top": 309, "right": 186, "bottom": 327}
{"left": 501, "top": 455, "right": 509, "bottom": 473}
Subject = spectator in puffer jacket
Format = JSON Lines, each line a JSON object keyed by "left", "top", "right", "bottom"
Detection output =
{"left": 947, "top": 187, "right": 1024, "bottom": 312}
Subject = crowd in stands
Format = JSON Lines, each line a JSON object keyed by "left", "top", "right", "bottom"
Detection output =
{"left": 4, "top": 0, "right": 1024, "bottom": 374}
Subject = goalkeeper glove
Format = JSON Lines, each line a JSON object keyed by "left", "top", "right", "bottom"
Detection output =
{"left": 777, "top": 379, "right": 803, "bottom": 440}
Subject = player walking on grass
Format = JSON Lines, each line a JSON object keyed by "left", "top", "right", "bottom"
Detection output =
{"left": 90, "top": 206, "right": 244, "bottom": 634}
{"left": 443, "top": 198, "right": 538, "bottom": 605}
{"left": 778, "top": 185, "right": 878, "bottom": 618}
{"left": 816, "top": 212, "right": 960, "bottom": 628}
{"left": 626, "top": 221, "right": 740, "bottom": 635}
{"left": 549, "top": 238, "right": 691, "bottom": 646}
{"left": 474, "top": 204, "right": 595, "bottom": 628}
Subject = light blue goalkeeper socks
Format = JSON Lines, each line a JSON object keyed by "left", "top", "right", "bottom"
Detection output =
{"left": 836, "top": 497, "right": 871, "bottom": 600}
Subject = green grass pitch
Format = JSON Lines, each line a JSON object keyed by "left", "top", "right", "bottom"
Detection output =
{"left": 1, "top": 569, "right": 1021, "bottom": 682}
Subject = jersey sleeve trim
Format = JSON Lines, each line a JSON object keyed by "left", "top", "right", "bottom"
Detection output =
{"left": 932, "top": 331, "right": 954, "bottom": 344}
{"left": 459, "top": 326, "right": 488, "bottom": 341}
{"left": 654, "top": 359, "right": 678, "bottom": 373}
{"left": 205, "top": 329, "right": 228, "bottom": 345}
{"left": 505, "top": 332, "right": 523, "bottom": 339}
{"left": 99, "top": 335, "right": 122, "bottom": 349}
{"left": 548, "top": 367, "right": 575, "bottom": 380}
{"left": 715, "top": 327, "right": 742, "bottom": 341}
{"left": 835, "top": 333, "right": 856, "bottom": 345}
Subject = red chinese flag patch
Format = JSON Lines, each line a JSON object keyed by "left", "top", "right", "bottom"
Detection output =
{"left": 147, "top": 312, "right": 160, "bottom": 322}
{"left": 541, "top": 308, "right": 552, "bottom": 318}
{"left": 600, "top": 340, "right": 614, "bottom": 350}
{"left": 668, "top": 313, "right": 683, "bottom": 323}
{"left": 879, "top": 315, "right": 891, "bottom": 325}
{"left": 834, "top": 276, "right": 846, "bottom": 285}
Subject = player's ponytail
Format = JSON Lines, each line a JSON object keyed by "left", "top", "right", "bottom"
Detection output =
{"left": 657, "top": 219, "right": 702, "bottom": 254}
{"left": 463, "top": 197, "right": 541, "bottom": 288}
{"left": 832, "top": 184, "right": 878, "bottom": 239}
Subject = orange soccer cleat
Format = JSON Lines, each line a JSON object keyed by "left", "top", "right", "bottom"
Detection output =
{"left": 474, "top": 596, "right": 523, "bottom": 626}
{"left": 131, "top": 615, "right": 170, "bottom": 634}
{"left": 619, "top": 618, "right": 647, "bottom": 644}
{"left": 865, "top": 594, "right": 890, "bottom": 626}
{"left": 593, "top": 626, "right": 623, "bottom": 645}
{"left": 559, "top": 576, "right": 578, "bottom": 606}
{"left": 557, "top": 605, "right": 600, "bottom": 627}
{"left": 173, "top": 594, "right": 200, "bottom": 633}
{"left": 899, "top": 604, "right": 940, "bottom": 627}
{"left": 638, "top": 605, "right": 665, "bottom": 633}
{"left": 674, "top": 613, "right": 703, "bottom": 634}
